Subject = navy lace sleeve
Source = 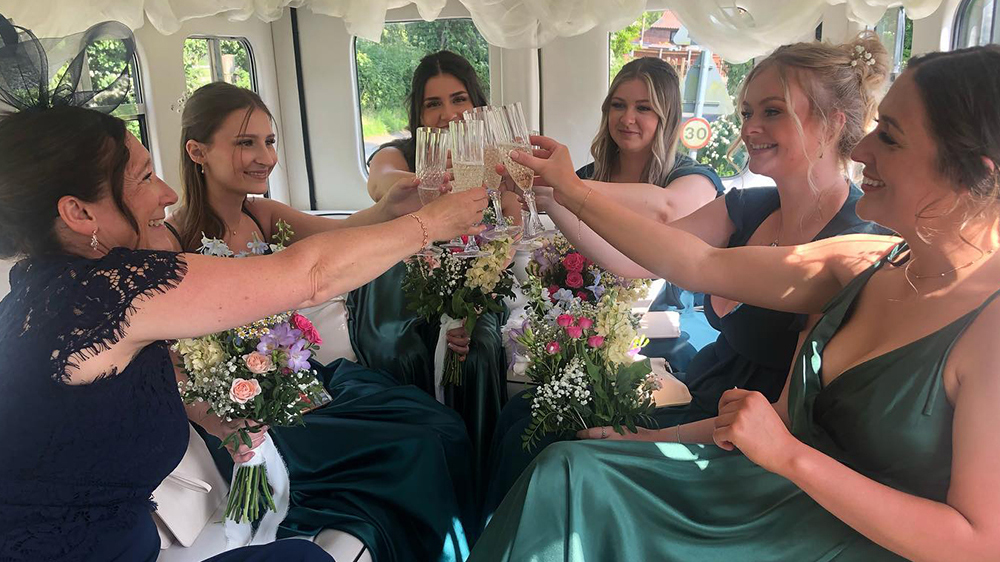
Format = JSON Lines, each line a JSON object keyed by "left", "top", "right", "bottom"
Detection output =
{"left": 0, "top": 248, "right": 191, "bottom": 561}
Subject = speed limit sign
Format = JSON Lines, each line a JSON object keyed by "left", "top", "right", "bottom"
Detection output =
{"left": 680, "top": 117, "right": 712, "bottom": 150}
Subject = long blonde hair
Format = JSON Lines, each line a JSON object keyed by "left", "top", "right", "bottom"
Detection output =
{"left": 731, "top": 32, "right": 890, "bottom": 179}
{"left": 590, "top": 57, "right": 682, "bottom": 185}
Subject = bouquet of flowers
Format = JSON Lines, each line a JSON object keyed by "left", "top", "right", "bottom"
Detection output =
{"left": 402, "top": 217, "right": 517, "bottom": 390}
{"left": 173, "top": 220, "right": 329, "bottom": 544}
{"left": 509, "top": 235, "right": 659, "bottom": 450}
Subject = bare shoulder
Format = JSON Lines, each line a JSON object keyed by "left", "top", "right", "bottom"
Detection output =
{"left": 664, "top": 173, "right": 718, "bottom": 196}
{"left": 368, "top": 146, "right": 408, "bottom": 173}
{"left": 797, "top": 234, "right": 902, "bottom": 285}
{"left": 952, "top": 287, "right": 1000, "bottom": 388}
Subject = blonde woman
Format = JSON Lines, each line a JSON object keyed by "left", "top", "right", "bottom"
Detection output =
{"left": 472, "top": 44, "right": 1000, "bottom": 562}
{"left": 484, "top": 35, "right": 890, "bottom": 523}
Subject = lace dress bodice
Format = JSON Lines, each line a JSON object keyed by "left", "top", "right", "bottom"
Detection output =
{"left": 0, "top": 248, "right": 190, "bottom": 561}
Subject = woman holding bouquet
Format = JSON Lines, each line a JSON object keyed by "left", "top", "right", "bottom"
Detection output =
{"left": 472, "top": 45, "right": 1000, "bottom": 562}
{"left": 356, "top": 49, "right": 520, "bottom": 488}
{"left": 0, "top": 16, "right": 486, "bottom": 562}
{"left": 166, "top": 82, "right": 485, "bottom": 559}
{"left": 482, "top": 36, "right": 888, "bottom": 521}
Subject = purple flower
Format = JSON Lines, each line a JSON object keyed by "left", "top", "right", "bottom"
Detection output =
{"left": 257, "top": 323, "right": 302, "bottom": 354}
{"left": 285, "top": 339, "right": 312, "bottom": 372}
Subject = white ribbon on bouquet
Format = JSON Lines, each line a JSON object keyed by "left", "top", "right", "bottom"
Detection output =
{"left": 223, "top": 434, "right": 291, "bottom": 549}
{"left": 433, "top": 313, "right": 465, "bottom": 403}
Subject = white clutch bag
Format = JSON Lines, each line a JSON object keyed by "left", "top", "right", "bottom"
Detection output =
{"left": 299, "top": 295, "right": 358, "bottom": 366}
{"left": 152, "top": 424, "right": 229, "bottom": 548}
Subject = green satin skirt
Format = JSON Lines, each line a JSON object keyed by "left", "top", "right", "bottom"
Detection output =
{"left": 347, "top": 263, "right": 510, "bottom": 494}
{"left": 482, "top": 391, "right": 715, "bottom": 527}
{"left": 471, "top": 440, "right": 905, "bottom": 562}
{"left": 200, "top": 359, "right": 478, "bottom": 562}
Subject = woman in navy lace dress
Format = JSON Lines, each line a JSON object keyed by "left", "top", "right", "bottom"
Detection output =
{"left": 0, "top": 83, "right": 486, "bottom": 562}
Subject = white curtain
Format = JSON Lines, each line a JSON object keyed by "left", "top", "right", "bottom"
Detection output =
{"left": 664, "top": 0, "right": 944, "bottom": 62}
{"left": 0, "top": 0, "right": 945, "bottom": 58}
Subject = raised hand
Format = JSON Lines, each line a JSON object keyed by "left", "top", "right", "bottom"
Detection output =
{"left": 382, "top": 175, "right": 422, "bottom": 218}
{"left": 713, "top": 389, "right": 802, "bottom": 475}
{"left": 505, "top": 135, "right": 580, "bottom": 205}
{"left": 417, "top": 186, "right": 489, "bottom": 242}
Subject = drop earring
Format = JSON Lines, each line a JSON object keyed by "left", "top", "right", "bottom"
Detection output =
{"left": 90, "top": 229, "right": 100, "bottom": 252}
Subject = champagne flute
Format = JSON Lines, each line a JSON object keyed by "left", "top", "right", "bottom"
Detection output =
{"left": 465, "top": 106, "right": 522, "bottom": 240}
{"left": 413, "top": 127, "right": 448, "bottom": 257}
{"left": 448, "top": 119, "right": 488, "bottom": 258}
{"left": 496, "top": 102, "right": 552, "bottom": 246}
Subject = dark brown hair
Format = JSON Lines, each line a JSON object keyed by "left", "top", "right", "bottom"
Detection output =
{"left": 374, "top": 50, "right": 488, "bottom": 171}
{"left": 0, "top": 106, "right": 135, "bottom": 259}
{"left": 907, "top": 45, "right": 1000, "bottom": 200}
{"left": 177, "top": 82, "right": 273, "bottom": 251}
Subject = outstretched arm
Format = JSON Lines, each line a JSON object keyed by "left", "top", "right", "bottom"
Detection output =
{"left": 510, "top": 136, "right": 893, "bottom": 314}
{"left": 367, "top": 147, "right": 414, "bottom": 203}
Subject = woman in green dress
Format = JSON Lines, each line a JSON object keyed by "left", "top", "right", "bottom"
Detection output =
{"left": 167, "top": 82, "right": 484, "bottom": 561}
{"left": 472, "top": 45, "right": 1000, "bottom": 561}
{"left": 356, "top": 50, "right": 520, "bottom": 487}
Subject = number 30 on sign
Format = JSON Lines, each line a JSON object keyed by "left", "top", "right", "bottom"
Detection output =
{"left": 681, "top": 117, "right": 712, "bottom": 150}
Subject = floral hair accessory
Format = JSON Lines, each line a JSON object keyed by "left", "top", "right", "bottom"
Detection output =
{"left": 851, "top": 43, "right": 875, "bottom": 67}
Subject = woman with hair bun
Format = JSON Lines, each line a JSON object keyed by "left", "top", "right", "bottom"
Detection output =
{"left": 472, "top": 43, "right": 1000, "bottom": 562}
{"left": 484, "top": 34, "right": 891, "bottom": 521}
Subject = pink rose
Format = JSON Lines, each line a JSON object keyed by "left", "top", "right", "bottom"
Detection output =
{"left": 545, "top": 341, "right": 561, "bottom": 355}
{"left": 577, "top": 291, "right": 590, "bottom": 302}
{"left": 562, "top": 252, "right": 586, "bottom": 272}
{"left": 566, "top": 325, "right": 583, "bottom": 339}
{"left": 229, "top": 378, "right": 262, "bottom": 405}
{"left": 243, "top": 351, "right": 275, "bottom": 374}
{"left": 556, "top": 314, "right": 574, "bottom": 327}
{"left": 587, "top": 335, "right": 605, "bottom": 348}
{"left": 565, "top": 271, "right": 584, "bottom": 288}
{"left": 577, "top": 316, "right": 594, "bottom": 330}
{"left": 292, "top": 313, "right": 323, "bottom": 345}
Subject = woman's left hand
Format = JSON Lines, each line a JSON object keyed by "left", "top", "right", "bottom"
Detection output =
{"left": 382, "top": 175, "right": 423, "bottom": 217}
{"left": 713, "top": 389, "right": 801, "bottom": 475}
{"left": 447, "top": 326, "right": 471, "bottom": 359}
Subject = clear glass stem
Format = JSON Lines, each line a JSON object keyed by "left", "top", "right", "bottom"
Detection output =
{"left": 489, "top": 189, "right": 506, "bottom": 228}
{"left": 522, "top": 189, "right": 547, "bottom": 239}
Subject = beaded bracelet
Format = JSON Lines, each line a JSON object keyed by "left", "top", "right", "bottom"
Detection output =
{"left": 407, "top": 213, "right": 429, "bottom": 248}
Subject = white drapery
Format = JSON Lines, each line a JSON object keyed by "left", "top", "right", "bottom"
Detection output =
{"left": 0, "top": 0, "right": 945, "bottom": 63}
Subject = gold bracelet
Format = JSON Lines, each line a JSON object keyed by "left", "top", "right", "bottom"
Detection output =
{"left": 576, "top": 187, "right": 594, "bottom": 216}
{"left": 407, "top": 213, "right": 429, "bottom": 247}
{"left": 675, "top": 424, "right": 682, "bottom": 443}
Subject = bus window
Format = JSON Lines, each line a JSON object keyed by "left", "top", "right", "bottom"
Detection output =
{"left": 72, "top": 39, "right": 150, "bottom": 150}
{"left": 954, "top": 0, "right": 1000, "bottom": 47}
{"left": 872, "top": 7, "right": 913, "bottom": 79}
{"left": 183, "top": 37, "right": 257, "bottom": 93}
{"left": 354, "top": 19, "right": 490, "bottom": 167}
{"left": 610, "top": 10, "right": 751, "bottom": 178}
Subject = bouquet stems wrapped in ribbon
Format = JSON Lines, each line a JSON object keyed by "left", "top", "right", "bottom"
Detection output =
{"left": 174, "top": 220, "right": 329, "bottom": 547}
{"left": 402, "top": 218, "right": 516, "bottom": 399}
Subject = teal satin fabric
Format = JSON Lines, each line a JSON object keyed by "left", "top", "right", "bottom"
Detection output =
{"left": 199, "top": 359, "right": 478, "bottom": 562}
{"left": 347, "top": 262, "right": 510, "bottom": 494}
{"left": 470, "top": 246, "right": 977, "bottom": 561}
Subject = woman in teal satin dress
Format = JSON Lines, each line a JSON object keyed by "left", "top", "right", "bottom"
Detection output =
{"left": 472, "top": 45, "right": 1000, "bottom": 561}
{"left": 357, "top": 50, "right": 520, "bottom": 488}
{"left": 168, "top": 82, "right": 481, "bottom": 561}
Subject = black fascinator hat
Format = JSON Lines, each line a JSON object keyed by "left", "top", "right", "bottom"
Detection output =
{"left": 0, "top": 14, "right": 136, "bottom": 113}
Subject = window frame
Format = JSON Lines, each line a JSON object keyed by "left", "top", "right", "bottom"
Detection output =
{"left": 184, "top": 35, "right": 259, "bottom": 93}
{"left": 953, "top": 0, "right": 1000, "bottom": 48}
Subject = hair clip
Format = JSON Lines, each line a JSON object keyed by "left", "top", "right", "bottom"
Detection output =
{"left": 851, "top": 44, "right": 875, "bottom": 67}
{"left": 171, "top": 91, "right": 191, "bottom": 114}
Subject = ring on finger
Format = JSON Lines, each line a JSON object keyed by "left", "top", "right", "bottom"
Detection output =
{"left": 601, "top": 427, "right": 607, "bottom": 439}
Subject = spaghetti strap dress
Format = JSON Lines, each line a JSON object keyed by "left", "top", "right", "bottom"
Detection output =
{"left": 0, "top": 249, "right": 330, "bottom": 562}
{"left": 468, "top": 243, "right": 997, "bottom": 561}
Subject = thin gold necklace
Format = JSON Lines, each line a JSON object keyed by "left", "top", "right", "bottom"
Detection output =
{"left": 769, "top": 211, "right": 782, "bottom": 247}
{"left": 902, "top": 248, "right": 996, "bottom": 293}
